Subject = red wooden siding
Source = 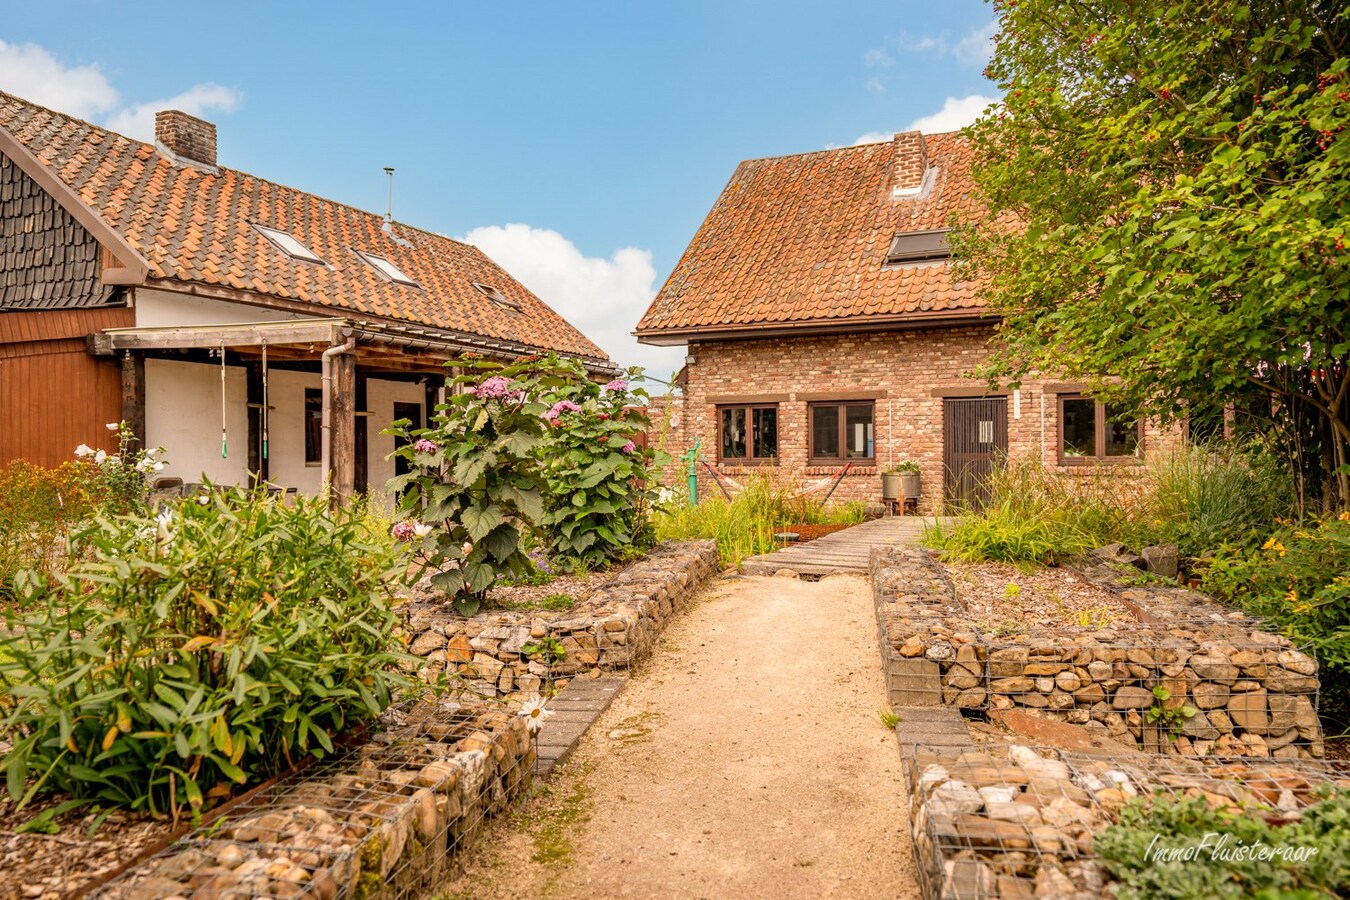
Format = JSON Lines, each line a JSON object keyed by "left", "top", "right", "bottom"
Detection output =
{"left": 0, "top": 306, "right": 134, "bottom": 468}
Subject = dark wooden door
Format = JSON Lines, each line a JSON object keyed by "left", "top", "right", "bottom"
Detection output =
{"left": 943, "top": 397, "right": 1008, "bottom": 509}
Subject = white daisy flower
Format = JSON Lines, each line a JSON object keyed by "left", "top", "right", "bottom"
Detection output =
{"left": 412, "top": 522, "right": 434, "bottom": 538}
{"left": 74, "top": 444, "right": 95, "bottom": 458}
{"left": 94, "top": 449, "right": 108, "bottom": 464}
{"left": 155, "top": 509, "right": 176, "bottom": 543}
{"left": 519, "top": 697, "right": 554, "bottom": 734}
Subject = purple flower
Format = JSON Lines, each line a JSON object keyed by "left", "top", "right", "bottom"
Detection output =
{"left": 545, "top": 400, "right": 583, "bottom": 423}
{"left": 621, "top": 441, "right": 637, "bottom": 454}
{"left": 412, "top": 438, "right": 440, "bottom": 454}
{"left": 602, "top": 379, "right": 629, "bottom": 392}
{"left": 473, "top": 376, "right": 519, "bottom": 399}
{"left": 392, "top": 521, "right": 416, "bottom": 541}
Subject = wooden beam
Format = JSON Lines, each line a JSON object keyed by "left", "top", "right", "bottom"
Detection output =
{"left": 104, "top": 320, "right": 344, "bottom": 352}
{"left": 329, "top": 351, "right": 357, "bottom": 504}
{"left": 355, "top": 371, "right": 368, "bottom": 495}
{"left": 120, "top": 352, "right": 146, "bottom": 448}
{"left": 246, "top": 361, "right": 267, "bottom": 486}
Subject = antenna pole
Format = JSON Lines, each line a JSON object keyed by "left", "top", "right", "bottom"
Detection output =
{"left": 383, "top": 166, "right": 395, "bottom": 230}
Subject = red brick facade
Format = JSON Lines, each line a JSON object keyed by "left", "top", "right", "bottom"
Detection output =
{"left": 652, "top": 324, "right": 1176, "bottom": 513}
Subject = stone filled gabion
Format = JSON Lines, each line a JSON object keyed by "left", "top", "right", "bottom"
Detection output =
{"left": 403, "top": 541, "right": 719, "bottom": 697}
{"left": 94, "top": 701, "right": 533, "bottom": 900}
{"left": 907, "top": 744, "right": 1350, "bottom": 900}
{"left": 872, "top": 547, "right": 1325, "bottom": 758}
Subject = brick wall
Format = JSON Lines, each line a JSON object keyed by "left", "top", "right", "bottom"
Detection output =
{"left": 155, "top": 110, "right": 217, "bottom": 167}
{"left": 651, "top": 324, "right": 1177, "bottom": 512}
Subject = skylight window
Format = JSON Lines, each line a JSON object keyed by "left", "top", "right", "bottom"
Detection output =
{"left": 885, "top": 229, "right": 951, "bottom": 266}
{"left": 355, "top": 250, "right": 419, "bottom": 287}
{"left": 472, "top": 282, "right": 522, "bottom": 312}
{"left": 252, "top": 223, "right": 326, "bottom": 265}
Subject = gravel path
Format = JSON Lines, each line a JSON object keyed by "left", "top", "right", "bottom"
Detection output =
{"left": 444, "top": 572, "right": 918, "bottom": 899}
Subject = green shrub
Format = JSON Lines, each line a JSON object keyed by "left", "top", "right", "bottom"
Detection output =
{"left": 535, "top": 371, "right": 662, "bottom": 571}
{"left": 0, "top": 487, "right": 413, "bottom": 819}
{"left": 654, "top": 473, "right": 867, "bottom": 568}
{"left": 1095, "top": 788, "right": 1350, "bottom": 899}
{"left": 0, "top": 460, "right": 97, "bottom": 602}
{"left": 1202, "top": 514, "right": 1350, "bottom": 730}
{"left": 925, "top": 458, "right": 1131, "bottom": 564}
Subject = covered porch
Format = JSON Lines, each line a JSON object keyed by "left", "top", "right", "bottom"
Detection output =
{"left": 89, "top": 317, "right": 508, "bottom": 503}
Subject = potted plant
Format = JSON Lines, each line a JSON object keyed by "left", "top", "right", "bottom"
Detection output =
{"left": 894, "top": 460, "right": 922, "bottom": 500}
{"left": 883, "top": 461, "right": 921, "bottom": 501}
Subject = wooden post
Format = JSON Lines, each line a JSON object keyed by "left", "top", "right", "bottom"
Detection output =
{"left": 329, "top": 351, "right": 357, "bottom": 505}
{"left": 120, "top": 352, "right": 146, "bottom": 449}
{"left": 354, "top": 371, "right": 368, "bottom": 495}
{"left": 246, "top": 361, "right": 267, "bottom": 487}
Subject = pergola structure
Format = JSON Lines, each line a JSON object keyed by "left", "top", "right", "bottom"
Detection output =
{"left": 89, "top": 317, "right": 613, "bottom": 503}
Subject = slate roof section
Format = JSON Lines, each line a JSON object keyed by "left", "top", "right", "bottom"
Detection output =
{"left": 0, "top": 151, "right": 116, "bottom": 310}
{"left": 0, "top": 91, "right": 609, "bottom": 363}
{"left": 635, "top": 132, "right": 985, "bottom": 340}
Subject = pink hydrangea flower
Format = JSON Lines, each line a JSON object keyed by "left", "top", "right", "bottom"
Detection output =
{"left": 621, "top": 441, "right": 637, "bottom": 454}
{"left": 546, "top": 400, "right": 583, "bottom": 422}
{"left": 602, "top": 379, "right": 629, "bottom": 392}
{"left": 391, "top": 521, "right": 416, "bottom": 541}
{"left": 412, "top": 439, "right": 439, "bottom": 454}
{"left": 473, "top": 376, "right": 517, "bottom": 399}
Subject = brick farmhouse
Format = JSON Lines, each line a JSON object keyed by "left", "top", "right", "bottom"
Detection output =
{"left": 636, "top": 132, "right": 1171, "bottom": 511}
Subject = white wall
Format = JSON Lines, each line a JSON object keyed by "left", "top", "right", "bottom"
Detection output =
{"left": 366, "top": 378, "right": 426, "bottom": 498}
{"left": 134, "top": 288, "right": 313, "bottom": 328}
{"left": 265, "top": 369, "right": 325, "bottom": 495}
{"left": 146, "top": 358, "right": 251, "bottom": 486}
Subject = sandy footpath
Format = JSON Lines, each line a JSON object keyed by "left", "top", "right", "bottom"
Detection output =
{"left": 443, "top": 572, "right": 918, "bottom": 900}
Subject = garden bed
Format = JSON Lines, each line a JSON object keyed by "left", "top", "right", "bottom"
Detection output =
{"left": 89, "top": 697, "right": 533, "bottom": 899}
{"left": 949, "top": 563, "right": 1134, "bottom": 632}
{"left": 872, "top": 547, "right": 1325, "bottom": 758}
{"left": 402, "top": 540, "right": 719, "bottom": 697}
{"left": 907, "top": 743, "right": 1350, "bottom": 899}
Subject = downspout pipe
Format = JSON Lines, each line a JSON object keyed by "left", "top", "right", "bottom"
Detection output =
{"left": 320, "top": 338, "right": 357, "bottom": 492}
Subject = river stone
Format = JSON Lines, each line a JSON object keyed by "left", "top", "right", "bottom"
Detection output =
{"left": 1192, "top": 682, "right": 1230, "bottom": 709}
{"left": 1277, "top": 650, "right": 1318, "bottom": 675}
{"left": 1112, "top": 686, "right": 1154, "bottom": 710}
{"left": 1266, "top": 670, "right": 1319, "bottom": 693}
{"left": 926, "top": 642, "right": 955, "bottom": 661}
{"left": 992, "top": 676, "right": 1034, "bottom": 693}
{"left": 955, "top": 688, "right": 988, "bottom": 708}
{"left": 928, "top": 781, "right": 985, "bottom": 819}
{"left": 1189, "top": 654, "right": 1239, "bottom": 684}
{"left": 1182, "top": 711, "right": 1220, "bottom": 740}
{"left": 1074, "top": 683, "right": 1105, "bottom": 704}
{"left": 409, "top": 631, "right": 447, "bottom": 655}
{"left": 952, "top": 815, "right": 1032, "bottom": 849}
{"left": 987, "top": 802, "right": 1043, "bottom": 826}
{"left": 1055, "top": 670, "right": 1082, "bottom": 692}
{"left": 1087, "top": 661, "right": 1113, "bottom": 681}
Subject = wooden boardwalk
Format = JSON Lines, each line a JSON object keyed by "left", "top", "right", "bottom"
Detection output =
{"left": 740, "top": 515, "right": 943, "bottom": 576}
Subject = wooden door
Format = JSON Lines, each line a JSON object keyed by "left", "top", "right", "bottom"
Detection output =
{"left": 393, "top": 402, "right": 422, "bottom": 480}
{"left": 943, "top": 397, "right": 1008, "bottom": 509}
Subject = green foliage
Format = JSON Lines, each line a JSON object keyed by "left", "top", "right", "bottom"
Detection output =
{"left": 0, "top": 487, "right": 413, "bottom": 818}
{"left": 887, "top": 460, "right": 921, "bottom": 475}
{"left": 1202, "top": 514, "right": 1350, "bottom": 729}
{"left": 962, "top": 0, "right": 1350, "bottom": 509}
{"left": 928, "top": 446, "right": 1294, "bottom": 564}
{"left": 926, "top": 459, "right": 1128, "bottom": 564}
{"left": 1146, "top": 685, "right": 1199, "bottom": 738}
{"left": 522, "top": 637, "right": 567, "bottom": 664}
{"left": 0, "top": 460, "right": 96, "bottom": 603}
{"left": 654, "top": 472, "right": 868, "bottom": 568}
{"left": 1096, "top": 788, "right": 1350, "bottom": 898}
{"left": 388, "top": 355, "right": 666, "bottom": 615}
{"left": 535, "top": 370, "right": 663, "bottom": 571}
{"left": 878, "top": 708, "right": 901, "bottom": 729}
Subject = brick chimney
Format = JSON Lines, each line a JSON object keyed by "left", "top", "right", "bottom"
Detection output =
{"left": 155, "top": 110, "right": 217, "bottom": 168}
{"left": 891, "top": 131, "right": 931, "bottom": 197}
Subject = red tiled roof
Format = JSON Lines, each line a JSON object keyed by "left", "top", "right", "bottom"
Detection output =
{"left": 635, "top": 132, "right": 985, "bottom": 340}
{"left": 0, "top": 91, "right": 609, "bottom": 363}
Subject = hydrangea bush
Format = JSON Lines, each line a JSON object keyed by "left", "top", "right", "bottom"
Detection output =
{"left": 389, "top": 354, "right": 664, "bottom": 614}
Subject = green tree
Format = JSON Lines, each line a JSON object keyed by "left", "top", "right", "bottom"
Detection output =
{"left": 959, "top": 0, "right": 1350, "bottom": 510}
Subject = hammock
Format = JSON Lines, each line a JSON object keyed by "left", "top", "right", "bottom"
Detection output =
{"left": 699, "top": 458, "right": 853, "bottom": 503}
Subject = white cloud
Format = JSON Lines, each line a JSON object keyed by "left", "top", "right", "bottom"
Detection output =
{"left": 0, "top": 40, "right": 239, "bottom": 142}
{"left": 905, "top": 94, "right": 998, "bottom": 133}
{"left": 863, "top": 47, "right": 894, "bottom": 68}
{"left": 954, "top": 20, "right": 999, "bottom": 66}
{"left": 106, "top": 83, "right": 241, "bottom": 141}
{"left": 866, "top": 78, "right": 887, "bottom": 96}
{"left": 0, "top": 41, "right": 118, "bottom": 118}
{"left": 460, "top": 224, "right": 685, "bottom": 384}
{"left": 852, "top": 131, "right": 894, "bottom": 146}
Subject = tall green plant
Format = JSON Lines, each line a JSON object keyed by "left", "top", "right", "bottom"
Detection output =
{"left": 388, "top": 357, "right": 550, "bottom": 616}
{"left": 536, "top": 371, "right": 661, "bottom": 570}
{"left": 0, "top": 487, "right": 412, "bottom": 819}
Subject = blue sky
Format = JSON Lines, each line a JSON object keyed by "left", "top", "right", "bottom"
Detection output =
{"left": 1, "top": 0, "right": 998, "bottom": 379}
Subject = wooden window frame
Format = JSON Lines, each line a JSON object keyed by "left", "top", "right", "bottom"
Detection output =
{"left": 808, "top": 400, "right": 876, "bottom": 465}
{"left": 1057, "top": 394, "right": 1144, "bottom": 465}
{"left": 716, "top": 403, "right": 779, "bottom": 465}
